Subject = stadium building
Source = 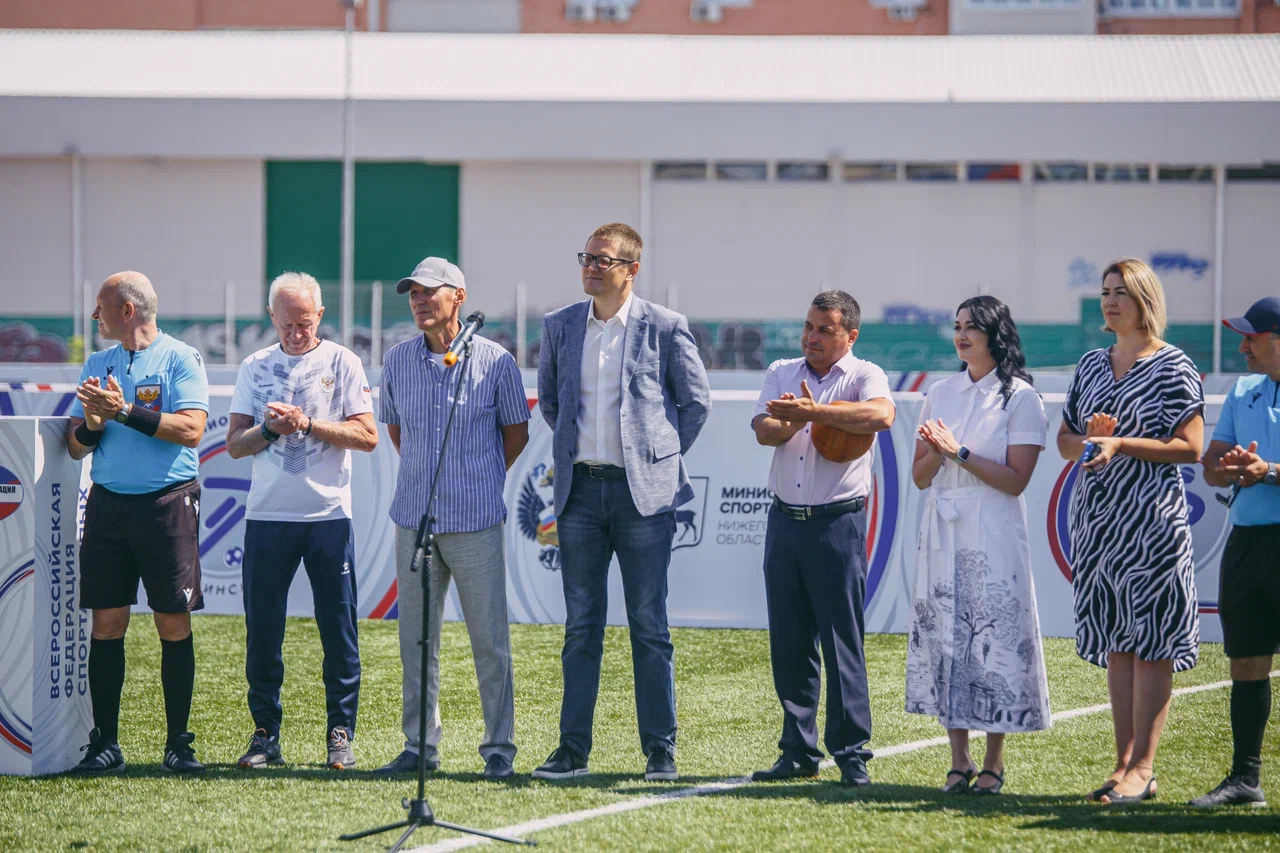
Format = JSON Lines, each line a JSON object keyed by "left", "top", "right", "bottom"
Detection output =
{"left": 0, "top": 29, "right": 1278, "bottom": 375}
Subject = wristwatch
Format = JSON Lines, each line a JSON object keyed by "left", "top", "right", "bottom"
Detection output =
{"left": 955, "top": 445, "right": 971, "bottom": 464}
{"left": 1265, "top": 463, "right": 1279, "bottom": 487}
{"left": 113, "top": 403, "right": 132, "bottom": 424}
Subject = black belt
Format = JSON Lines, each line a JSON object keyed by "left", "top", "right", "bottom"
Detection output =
{"left": 574, "top": 462, "right": 627, "bottom": 480}
{"left": 772, "top": 495, "right": 865, "bottom": 521}
{"left": 94, "top": 478, "right": 198, "bottom": 500}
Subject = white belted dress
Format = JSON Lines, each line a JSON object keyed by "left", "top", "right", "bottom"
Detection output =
{"left": 905, "top": 369, "right": 1052, "bottom": 733}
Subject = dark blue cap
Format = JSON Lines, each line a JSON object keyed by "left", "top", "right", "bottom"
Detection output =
{"left": 1224, "top": 296, "right": 1280, "bottom": 336}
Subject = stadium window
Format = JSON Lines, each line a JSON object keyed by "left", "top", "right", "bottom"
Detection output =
{"left": 1227, "top": 164, "right": 1280, "bottom": 182}
{"left": 1158, "top": 165, "right": 1214, "bottom": 183}
{"left": 1094, "top": 163, "right": 1151, "bottom": 183}
{"left": 843, "top": 162, "right": 898, "bottom": 182}
{"left": 967, "top": 163, "right": 1021, "bottom": 182}
{"left": 654, "top": 162, "right": 707, "bottom": 181}
{"left": 905, "top": 162, "right": 959, "bottom": 182}
{"left": 715, "top": 162, "right": 768, "bottom": 181}
{"left": 1102, "top": 0, "right": 1237, "bottom": 13}
{"left": 777, "top": 162, "right": 830, "bottom": 182}
{"left": 1033, "top": 162, "right": 1088, "bottom": 182}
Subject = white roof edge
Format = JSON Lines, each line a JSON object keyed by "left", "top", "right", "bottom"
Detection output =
{"left": 1, "top": 30, "right": 1278, "bottom": 103}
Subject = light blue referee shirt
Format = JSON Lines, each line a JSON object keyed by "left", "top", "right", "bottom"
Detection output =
{"left": 1212, "top": 373, "right": 1280, "bottom": 527}
{"left": 380, "top": 334, "right": 530, "bottom": 533}
{"left": 70, "top": 332, "right": 210, "bottom": 494}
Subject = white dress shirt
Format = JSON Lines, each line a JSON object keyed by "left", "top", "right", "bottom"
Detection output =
{"left": 753, "top": 350, "right": 894, "bottom": 505}
{"left": 575, "top": 293, "right": 633, "bottom": 467}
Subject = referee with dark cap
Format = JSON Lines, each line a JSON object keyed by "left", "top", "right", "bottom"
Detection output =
{"left": 65, "top": 272, "right": 210, "bottom": 774}
{"left": 1193, "top": 296, "right": 1280, "bottom": 808}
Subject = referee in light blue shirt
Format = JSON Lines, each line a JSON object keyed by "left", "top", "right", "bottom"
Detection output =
{"left": 373, "top": 257, "right": 530, "bottom": 781}
{"left": 65, "top": 271, "right": 210, "bottom": 776}
{"left": 1193, "top": 296, "right": 1280, "bottom": 808}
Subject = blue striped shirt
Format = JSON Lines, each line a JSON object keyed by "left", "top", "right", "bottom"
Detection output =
{"left": 380, "top": 334, "right": 530, "bottom": 533}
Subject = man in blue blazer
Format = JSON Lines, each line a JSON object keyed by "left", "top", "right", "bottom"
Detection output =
{"left": 534, "top": 223, "right": 711, "bottom": 782}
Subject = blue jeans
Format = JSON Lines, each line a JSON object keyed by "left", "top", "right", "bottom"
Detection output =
{"left": 243, "top": 518, "right": 361, "bottom": 737}
{"left": 557, "top": 468, "right": 677, "bottom": 758}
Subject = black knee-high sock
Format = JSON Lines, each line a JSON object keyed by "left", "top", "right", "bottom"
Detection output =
{"left": 1230, "top": 678, "right": 1271, "bottom": 786}
{"left": 88, "top": 637, "right": 126, "bottom": 744}
{"left": 160, "top": 634, "right": 195, "bottom": 743}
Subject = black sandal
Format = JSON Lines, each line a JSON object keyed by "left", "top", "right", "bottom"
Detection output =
{"left": 973, "top": 769, "right": 1004, "bottom": 795}
{"left": 942, "top": 766, "right": 976, "bottom": 794}
{"left": 1087, "top": 781, "right": 1118, "bottom": 802}
{"left": 1101, "top": 777, "right": 1157, "bottom": 805}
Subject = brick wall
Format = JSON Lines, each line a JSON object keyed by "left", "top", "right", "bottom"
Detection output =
{"left": 521, "top": 0, "right": 948, "bottom": 36}
{"left": 0, "top": 0, "right": 372, "bottom": 30}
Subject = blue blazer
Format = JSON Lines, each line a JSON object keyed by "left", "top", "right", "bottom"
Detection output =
{"left": 537, "top": 296, "right": 711, "bottom": 518}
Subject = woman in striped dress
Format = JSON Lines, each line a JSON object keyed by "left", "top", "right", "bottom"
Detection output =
{"left": 1057, "top": 258, "right": 1205, "bottom": 805}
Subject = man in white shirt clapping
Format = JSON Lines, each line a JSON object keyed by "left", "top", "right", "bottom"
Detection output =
{"left": 225, "top": 272, "right": 378, "bottom": 771}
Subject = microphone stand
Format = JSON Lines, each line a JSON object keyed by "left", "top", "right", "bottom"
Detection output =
{"left": 340, "top": 339, "right": 534, "bottom": 851}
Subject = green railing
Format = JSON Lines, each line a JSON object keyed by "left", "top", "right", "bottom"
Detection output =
{"left": 1, "top": 292, "right": 1243, "bottom": 373}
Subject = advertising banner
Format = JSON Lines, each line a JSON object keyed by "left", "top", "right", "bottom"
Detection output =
{"left": 0, "top": 418, "right": 93, "bottom": 776}
{"left": 0, "top": 385, "right": 1231, "bottom": 646}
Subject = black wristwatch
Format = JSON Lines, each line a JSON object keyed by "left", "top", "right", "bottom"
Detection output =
{"left": 1265, "top": 463, "right": 1278, "bottom": 487}
{"left": 955, "top": 445, "right": 971, "bottom": 464}
{"left": 113, "top": 403, "right": 132, "bottom": 424}
{"left": 261, "top": 422, "right": 281, "bottom": 443}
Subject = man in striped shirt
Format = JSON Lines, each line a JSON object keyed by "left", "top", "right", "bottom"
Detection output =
{"left": 373, "top": 257, "right": 530, "bottom": 781}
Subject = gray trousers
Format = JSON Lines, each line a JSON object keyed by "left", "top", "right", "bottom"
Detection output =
{"left": 394, "top": 524, "right": 516, "bottom": 763}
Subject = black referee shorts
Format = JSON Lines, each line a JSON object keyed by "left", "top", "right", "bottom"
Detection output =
{"left": 81, "top": 478, "right": 204, "bottom": 614}
{"left": 1219, "top": 523, "right": 1280, "bottom": 659}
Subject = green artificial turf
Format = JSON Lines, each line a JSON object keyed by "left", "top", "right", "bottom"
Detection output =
{"left": 1, "top": 616, "right": 1276, "bottom": 851}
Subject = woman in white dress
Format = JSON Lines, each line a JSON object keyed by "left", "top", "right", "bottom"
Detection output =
{"left": 908, "top": 295, "right": 1052, "bottom": 795}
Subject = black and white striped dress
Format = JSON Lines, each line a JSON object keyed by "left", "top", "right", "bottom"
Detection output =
{"left": 1063, "top": 346, "right": 1204, "bottom": 672}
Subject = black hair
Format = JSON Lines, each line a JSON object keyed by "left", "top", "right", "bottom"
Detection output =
{"left": 811, "top": 290, "right": 861, "bottom": 332}
{"left": 956, "top": 295, "right": 1032, "bottom": 408}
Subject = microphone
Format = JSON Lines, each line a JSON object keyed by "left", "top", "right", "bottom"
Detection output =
{"left": 443, "top": 311, "right": 485, "bottom": 367}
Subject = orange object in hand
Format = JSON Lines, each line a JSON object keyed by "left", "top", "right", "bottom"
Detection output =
{"left": 810, "top": 401, "right": 875, "bottom": 463}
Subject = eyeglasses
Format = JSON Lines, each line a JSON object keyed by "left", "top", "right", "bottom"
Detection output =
{"left": 1216, "top": 482, "right": 1241, "bottom": 508}
{"left": 577, "top": 252, "right": 636, "bottom": 271}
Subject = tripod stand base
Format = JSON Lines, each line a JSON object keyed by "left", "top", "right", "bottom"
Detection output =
{"left": 339, "top": 797, "right": 536, "bottom": 849}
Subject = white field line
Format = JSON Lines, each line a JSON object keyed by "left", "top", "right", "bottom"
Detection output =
{"left": 409, "top": 670, "right": 1279, "bottom": 852}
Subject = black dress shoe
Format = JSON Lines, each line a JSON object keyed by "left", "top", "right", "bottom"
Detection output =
{"left": 751, "top": 755, "right": 820, "bottom": 782}
{"left": 483, "top": 754, "right": 515, "bottom": 781}
{"left": 373, "top": 749, "right": 436, "bottom": 775}
{"left": 839, "top": 761, "right": 871, "bottom": 787}
{"left": 645, "top": 747, "right": 678, "bottom": 782}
